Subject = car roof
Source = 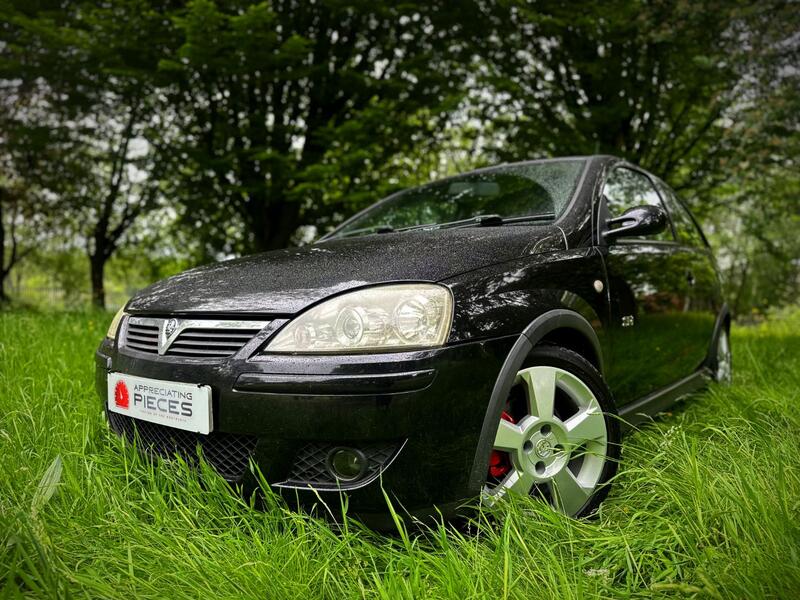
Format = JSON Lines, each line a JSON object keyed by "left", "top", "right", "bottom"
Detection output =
{"left": 452, "top": 155, "right": 618, "bottom": 174}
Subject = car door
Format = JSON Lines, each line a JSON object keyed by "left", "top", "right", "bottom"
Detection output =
{"left": 598, "top": 165, "right": 691, "bottom": 404}
{"left": 652, "top": 178, "right": 720, "bottom": 374}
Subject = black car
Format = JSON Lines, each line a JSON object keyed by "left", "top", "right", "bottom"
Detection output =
{"left": 96, "top": 155, "right": 731, "bottom": 526}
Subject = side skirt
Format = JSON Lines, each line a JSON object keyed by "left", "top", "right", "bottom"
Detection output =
{"left": 617, "top": 368, "right": 711, "bottom": 432}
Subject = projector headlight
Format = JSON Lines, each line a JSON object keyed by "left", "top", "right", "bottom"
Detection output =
{"left": 264, "top": 284, "right": 453, "bottom": 353}
{"left": 106, "top": 305, "right": 128, "bottom": 340}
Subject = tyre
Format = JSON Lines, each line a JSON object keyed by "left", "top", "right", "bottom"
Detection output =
{"left": 713, "top": 328, "right": 732, "bottom": 384}
{"left": 483, "top": 345, "right": 620, "bottom": 518}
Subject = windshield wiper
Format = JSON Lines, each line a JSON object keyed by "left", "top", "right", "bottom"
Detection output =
{"left": 376, "top": 214, "right": 557, "bottom": 234}
{"left": 335, "top": 224, "right": 398, "bottom": 238}
{"left": 433, "top": 213, "right": 557, "bottom": 230}
{"left": 332, "top": 213, "right": 555, "bottom": 239}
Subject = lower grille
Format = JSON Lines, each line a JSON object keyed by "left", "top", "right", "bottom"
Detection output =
{"left": 277, "top": 442, "right": 402, "bottom": 490}
{"left": 107, "top": 411, "right": 258, "bottom": 482}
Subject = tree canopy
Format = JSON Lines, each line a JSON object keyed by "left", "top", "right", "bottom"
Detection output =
{"left": 0, "top": 0, "right": 797, "bottom": 312}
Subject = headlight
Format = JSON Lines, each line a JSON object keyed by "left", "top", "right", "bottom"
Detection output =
{"left": 106, "top": 306, "right": 127, "bottom": 340}
{"left": 264, "top": 284, "right": 453, "bottom": 353}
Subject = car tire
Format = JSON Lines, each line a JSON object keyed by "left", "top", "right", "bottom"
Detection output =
{"left": 712, "top": 327, "right": 732, "bottom": 384}
{"left": 483, "top": 344, "right": 620, "bottom": 518}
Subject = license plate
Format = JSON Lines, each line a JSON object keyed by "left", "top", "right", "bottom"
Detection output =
{"left": 107, "top": 372, "right": 213, "bottom": 434}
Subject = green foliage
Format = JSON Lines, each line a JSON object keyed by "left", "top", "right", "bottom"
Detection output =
{"left": 475, "top": 1, "right": 800, "bottom": 316}
{"left": 700, "top": 77, "right": 800, "bottom": 315}
{"left": 0, "top": 1, "right": 798, "bottom": 313}
{"left": 137, "top": 0, "right": 500, "bottom": 251}
{"left": 0, "top": 0, "right": 173, "bottom": 308}
{"left": 2, "top": 311, "right": 800, "bottom": 597}
{"left": 4, "top": 244, "right": 187, "bottom": 310}
{"left": 480, "top": 1, "right": 791, "bottom": 193}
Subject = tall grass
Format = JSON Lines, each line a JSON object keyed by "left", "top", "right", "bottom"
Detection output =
{"left": 1, "top": 311, "right": 799, "bottom": 598}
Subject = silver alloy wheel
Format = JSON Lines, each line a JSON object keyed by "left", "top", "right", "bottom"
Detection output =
{"left": 483, "top": 365, "right": 608, "bottom": 516}
{"left": 716, "top": 329, "right": 732, "bottom": 383}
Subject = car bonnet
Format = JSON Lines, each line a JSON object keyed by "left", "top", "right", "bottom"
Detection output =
{"left": 125, "top": 225, "right": 567, "bottom": 316}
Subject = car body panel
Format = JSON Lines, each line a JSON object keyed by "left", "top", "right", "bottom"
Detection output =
{"left": 602, "top": 240, "right": 700, "bottom": 401}
{"left": 444, "top": 247, "right": 608, "bottom": 348}
{"left": 592, "top": 157, "right": 720, "bottom": 404}
{"left": 125, "top": 225, "right": 568, "bottom": 317}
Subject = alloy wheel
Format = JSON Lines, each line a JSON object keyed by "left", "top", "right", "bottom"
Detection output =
{"left": 716, "top": 329, "right": 732, "bottom": 383}
{"left": 483, "top": 365, "right": 609, "bottom": 516}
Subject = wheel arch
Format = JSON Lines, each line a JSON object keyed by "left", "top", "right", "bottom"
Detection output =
{"left": 467, "top": 309, "right": 605, "bottom": 493}
{"left": 538, "top": 327, "right": 602, "bottom": 374}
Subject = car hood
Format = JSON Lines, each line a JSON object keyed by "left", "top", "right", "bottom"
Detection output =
{"left": 126, "top": 225, "right": 566, "bottom": 316}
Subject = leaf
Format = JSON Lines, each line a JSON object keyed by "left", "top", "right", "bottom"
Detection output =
{"left": 31, "top": 455, "right": 62, "bottom": 517}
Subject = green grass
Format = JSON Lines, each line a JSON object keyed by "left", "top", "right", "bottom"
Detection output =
{"left": 1, "top": 310, "right": 799, "bottom": 599}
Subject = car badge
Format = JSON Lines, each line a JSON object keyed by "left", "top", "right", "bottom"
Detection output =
{"left": 165, "top": 318, "right": 179, "bottom": 339}
{"left": 159, "top": 318, "right": 180, "bottom": 355}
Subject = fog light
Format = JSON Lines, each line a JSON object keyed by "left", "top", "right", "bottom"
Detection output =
{"left": 327, "top": 447, "right": 367, "bottom": 482}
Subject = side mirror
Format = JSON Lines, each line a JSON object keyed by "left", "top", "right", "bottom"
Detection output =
{"left": 603, "top": 205, "right": 668, "bottom": 241}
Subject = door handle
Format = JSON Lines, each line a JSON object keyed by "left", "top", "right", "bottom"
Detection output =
{"left": 686, "top": 270, "right": 696, "bottom": 286}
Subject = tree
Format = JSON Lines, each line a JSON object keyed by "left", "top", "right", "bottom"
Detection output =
{"left": 476, "top": 1, "right": 794, "bottom": 197}
{"left": 145, "top": 0, "right": 506, "bottom": 253}
{"left": 706, "top": 77, "right": 800, "bottom": 315}
{"left": 0, "top": 1, "right": 170, "bottom": 308}
{"left": 0, "top": 72, "right": 62, "bottom": 305}
{"left": 0, "top": 186, "right": 33, "bottom": 303}
{"left": 75, "top": 94, "right": 166, "bottom": 309}
{"left": 4, "top": 0, "right": 513, "bottom": 265}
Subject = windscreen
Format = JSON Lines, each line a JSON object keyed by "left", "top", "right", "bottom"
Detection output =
{"left": 331, "top": 159, "right": 586, "bottom": 238}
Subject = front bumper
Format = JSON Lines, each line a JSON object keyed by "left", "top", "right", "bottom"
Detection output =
{"left": 95, "top": 334, "right": 515, "bottom": 521}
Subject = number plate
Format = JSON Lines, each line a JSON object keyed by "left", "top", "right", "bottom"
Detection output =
{"left": 107, "top": 372, "right": 213, "bottom": 434}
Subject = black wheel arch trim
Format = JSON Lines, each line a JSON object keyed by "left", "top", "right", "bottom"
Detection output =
{"left": 466, "top": 309, "right": 604, "bottom": 493}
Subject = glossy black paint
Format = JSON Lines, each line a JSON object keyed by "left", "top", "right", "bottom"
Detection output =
{"left": 126, "top": 225, "right": 569, "bottom": 316}
{"left": 603, "top": 205, "right": 669, "bottom": 240}
{"left": 593, "top": 160, "right": 721, "bottom": 403}
{"left": 97, "top": 155, "right": 725, "bottom": 523}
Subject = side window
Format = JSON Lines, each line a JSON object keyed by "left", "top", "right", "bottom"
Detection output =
{"left": 602, "top": 167, "right": 674, "bottom": 242}
{"left": 656, "top": 181, "right": 704, "bottom": 247}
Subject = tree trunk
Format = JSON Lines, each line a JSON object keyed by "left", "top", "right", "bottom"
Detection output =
{"left": 0, "top": 196, "right": 9, "bottom": 305}
{"left": 247, "top": 194, "right": 302, "bottom": 252}
{"left": 0, "top": 269, "right": 7, "bottom": 305}
{"left": 731, "top": 259, "right": 749, "bottom": 319}
{"left": 90, "top": 252, "right": 106, "bottom": 310}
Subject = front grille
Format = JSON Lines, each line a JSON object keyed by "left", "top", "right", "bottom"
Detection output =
{"left": 122, "top": 317, "right": 269, "bottom": 359}
{"left": 277, "top": 442, "right": 403, "bottom": 490}
{"left": 107, "top": 411, "right": 258, "bottom": 482}
{"left": 166, "top": 328, "right": 262, "bottom": 358}
{"left": 125, "top": 322, "right": 159, "bottom": 354}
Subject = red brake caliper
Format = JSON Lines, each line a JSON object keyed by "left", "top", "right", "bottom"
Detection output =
{"left": 488, "top": 411, "right": 516, "bottom": 479}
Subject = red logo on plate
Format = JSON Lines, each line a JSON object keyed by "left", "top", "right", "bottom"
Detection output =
{"left": 114, "top": 380, "right": 130, "bottom": 409}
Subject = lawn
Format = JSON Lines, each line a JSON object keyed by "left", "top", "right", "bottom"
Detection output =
{"left": 1, "top": 310, "right": 799, "bottom": 599}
